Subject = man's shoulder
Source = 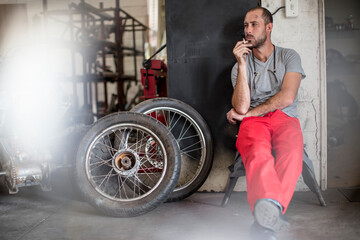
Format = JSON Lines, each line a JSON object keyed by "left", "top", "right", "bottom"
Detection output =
{"left": 276, "top": 45, "right": 298, "bottom": 54}
{"left": 276, "top": 46, "right": 300, "bottom": 58}
{"left": 276, "top": 46, "right": 301, "bottom": 63}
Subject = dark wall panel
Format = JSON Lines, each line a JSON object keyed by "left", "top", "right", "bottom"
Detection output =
{"left": 165, "top": 0, "right": 258, "bottom": 155}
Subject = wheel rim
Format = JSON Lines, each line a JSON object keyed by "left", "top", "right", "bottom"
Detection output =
{"left": 143, "top": 107, "right": 206, "bottom": 192}
{"left": 85, "top": 123, "right": 167, "bottom": 201}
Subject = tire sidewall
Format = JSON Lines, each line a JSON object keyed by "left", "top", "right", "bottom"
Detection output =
{"left": 74, "top": 112, "right": 180, "bottom": 217}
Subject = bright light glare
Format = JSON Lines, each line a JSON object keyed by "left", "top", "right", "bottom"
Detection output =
{"left": 1, "top": 43, "right": 69, "bottom": 149}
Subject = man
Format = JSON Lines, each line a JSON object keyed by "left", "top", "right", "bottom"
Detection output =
{"left": 226, "top": 6, "right": 305, "bottom": 232}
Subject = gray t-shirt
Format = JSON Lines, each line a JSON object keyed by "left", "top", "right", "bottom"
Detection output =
{"left": 231, "top": 45, "right": 305, "bottom": 117}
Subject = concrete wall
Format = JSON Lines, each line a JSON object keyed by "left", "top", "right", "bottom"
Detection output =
{"left": 199, "top": 0, "right": 327, "bottom": 192}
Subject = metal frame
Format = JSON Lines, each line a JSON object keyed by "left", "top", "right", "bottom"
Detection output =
{"left": 43, "top": 0, "right": 148, "bottom": 119}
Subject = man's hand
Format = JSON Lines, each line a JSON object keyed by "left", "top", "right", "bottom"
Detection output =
{"left": 233, "top": 40, "right": 252, "bottom": 65}
{"left": 226, "top": 108, "right": 247, "bottom": 125}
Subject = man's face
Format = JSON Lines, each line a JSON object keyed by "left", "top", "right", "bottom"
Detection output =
{"left": 244, "top": 9, "right": 268, "bottom": 49}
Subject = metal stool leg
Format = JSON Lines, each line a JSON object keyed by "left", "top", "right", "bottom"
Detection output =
{"left": 221, "top": 176, "right": 239, "bottom": 207}
{"left": 302, "top": 151, "right": 326, "bottom": 206}
{"left": 221, "top": 152, "right": 244, "bottom": 207}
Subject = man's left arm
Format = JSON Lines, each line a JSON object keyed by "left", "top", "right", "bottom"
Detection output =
{"left": 230, "top": 72, "right": 302, "bottom": 122}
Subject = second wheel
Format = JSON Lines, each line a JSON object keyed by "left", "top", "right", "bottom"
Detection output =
{"left": 131, "top": 97, "right": 214, "bottom": 202}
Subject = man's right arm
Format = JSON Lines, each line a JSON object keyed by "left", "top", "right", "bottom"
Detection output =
{"left": 231, "top": 41, "right": 252, "bottom": 115}
{"left": 232, "top": 63, "right": 250, "bottom": 115}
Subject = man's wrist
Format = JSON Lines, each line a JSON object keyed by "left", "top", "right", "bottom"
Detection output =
{"left": 238, "top": 62, "right": 247, "bottom": 70}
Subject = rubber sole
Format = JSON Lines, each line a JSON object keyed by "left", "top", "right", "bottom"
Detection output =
{"left": 254, "top": 199, "right": 290, "bottom": 232}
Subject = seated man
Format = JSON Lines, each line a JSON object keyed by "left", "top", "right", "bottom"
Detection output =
{"left": 226, "top": 6, "right": 305, "bottom": 232}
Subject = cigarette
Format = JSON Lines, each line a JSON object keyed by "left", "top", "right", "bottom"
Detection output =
{"left": 243, "top": 38, "right": 246, "bottom": 44}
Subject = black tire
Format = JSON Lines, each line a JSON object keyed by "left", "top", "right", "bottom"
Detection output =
{"left": 131, "top": 98, "right": 214, "bottom": 202}
{"left": 74, "top": 112, "right": 181, "bottom": 217}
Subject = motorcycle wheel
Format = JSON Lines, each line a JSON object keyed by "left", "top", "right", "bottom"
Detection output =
{"left": 74, "top": 112, "right": 180, "bottom": 217}
{"left": 131, "top": 98, "right": 213, "bottom": 202}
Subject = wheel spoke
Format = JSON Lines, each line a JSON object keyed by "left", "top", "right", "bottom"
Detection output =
{"left": 168, "top": 113, "right": 182, "bottom": 133}
{"left": 113, "top": 129, "right": 130, "bottom": 149}
{"left": 89, "top": 157, "right": 113, "bottom": 170}
{"left": 124, "top": 176, "right": 149, "bottom": 196}
{"left": 117, "top": 175, "right": 128, "bottom": 199}
{"left": 138, "top": 165, "right": 156, "bottom": 183}
{"left": 177, "top": 118, "right": 191, "bottom": 140}
{"left": 127, "top": 129, "right": 146, "bottom": 152}
{"left": 105, "top": 134, "right": 115, "bottom": 156}
{"left": 181, "top": 151, "right": 201, "bottom": 162}
{"left": 96, "top": 168, "right": 114, "bottom": 189}
{"left": 161, "top": 109, "right": 169, "bottom": 127}
{"left": 181, "top": 140, "right": 203, "bottom": 153}
{"left": 177, "top": 133, "right": 200, "bottom": 142}
{"left": 96, "top": 139, "right": 117, "bottom": 156}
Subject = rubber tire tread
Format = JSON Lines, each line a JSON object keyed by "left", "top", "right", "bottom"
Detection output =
{"left": 74, "top": 112, "right": 181, "bottom": 217}
{"left": 131, "top": 97, "right": 214, "bottom": 202}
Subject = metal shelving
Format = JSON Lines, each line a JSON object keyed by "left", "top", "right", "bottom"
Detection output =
{"left": 43, "top": 0, "right": 148, "bottom": 121}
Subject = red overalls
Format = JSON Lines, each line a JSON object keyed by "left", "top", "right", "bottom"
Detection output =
{"left": 236, "top": 109, "right": 303, "bottom": 214}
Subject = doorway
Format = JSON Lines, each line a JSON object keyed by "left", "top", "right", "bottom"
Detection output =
{"left": 325, "top": 0, "right": 360, "bottom": 188}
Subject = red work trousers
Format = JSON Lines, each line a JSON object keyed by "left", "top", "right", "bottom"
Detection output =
{"left": 236, "top": 109, "right": 303, "bottom": 214}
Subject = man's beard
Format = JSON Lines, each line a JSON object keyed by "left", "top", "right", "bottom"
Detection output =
{"left": 247, "top": 33, "right": 267, "bottom": 49}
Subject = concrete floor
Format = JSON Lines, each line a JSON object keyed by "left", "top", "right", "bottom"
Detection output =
{"left": 0, "top": 176, "right": 359, "bottom": 240}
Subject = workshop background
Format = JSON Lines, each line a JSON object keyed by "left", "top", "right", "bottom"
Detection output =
{"left": 0, "top": 0, "right": 359, "bottom": 191}
{"left": 0, "top": 0, "right": 359, "bottom": 239}
{"left": 0, "top": 0, "right": 359, "bottom": 194}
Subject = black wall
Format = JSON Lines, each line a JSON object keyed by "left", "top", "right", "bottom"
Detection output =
{"left": 165, "top": 0, "right": 258, "bottom": 154}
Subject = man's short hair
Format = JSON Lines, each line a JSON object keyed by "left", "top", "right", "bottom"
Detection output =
{"left": 247, "top": 6, "right": 273, "bottom": 25}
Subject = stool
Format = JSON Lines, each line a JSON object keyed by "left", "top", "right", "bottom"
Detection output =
{"left": 221, "top": 150, "right": 326, "bottom": 207}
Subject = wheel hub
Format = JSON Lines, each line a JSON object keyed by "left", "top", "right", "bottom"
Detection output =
{"left": 145, "top": 137, "right": 164, "bottom": 169}
{"left": 113, "top": 149, "right": 140, "bottom": 176}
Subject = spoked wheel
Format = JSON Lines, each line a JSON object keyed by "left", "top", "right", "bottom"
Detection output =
{"left": 74, "top": 112, "right": 181, "bottom": 217}
{"left": 131, "top": 98, "right": 213, "bottom": 202}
